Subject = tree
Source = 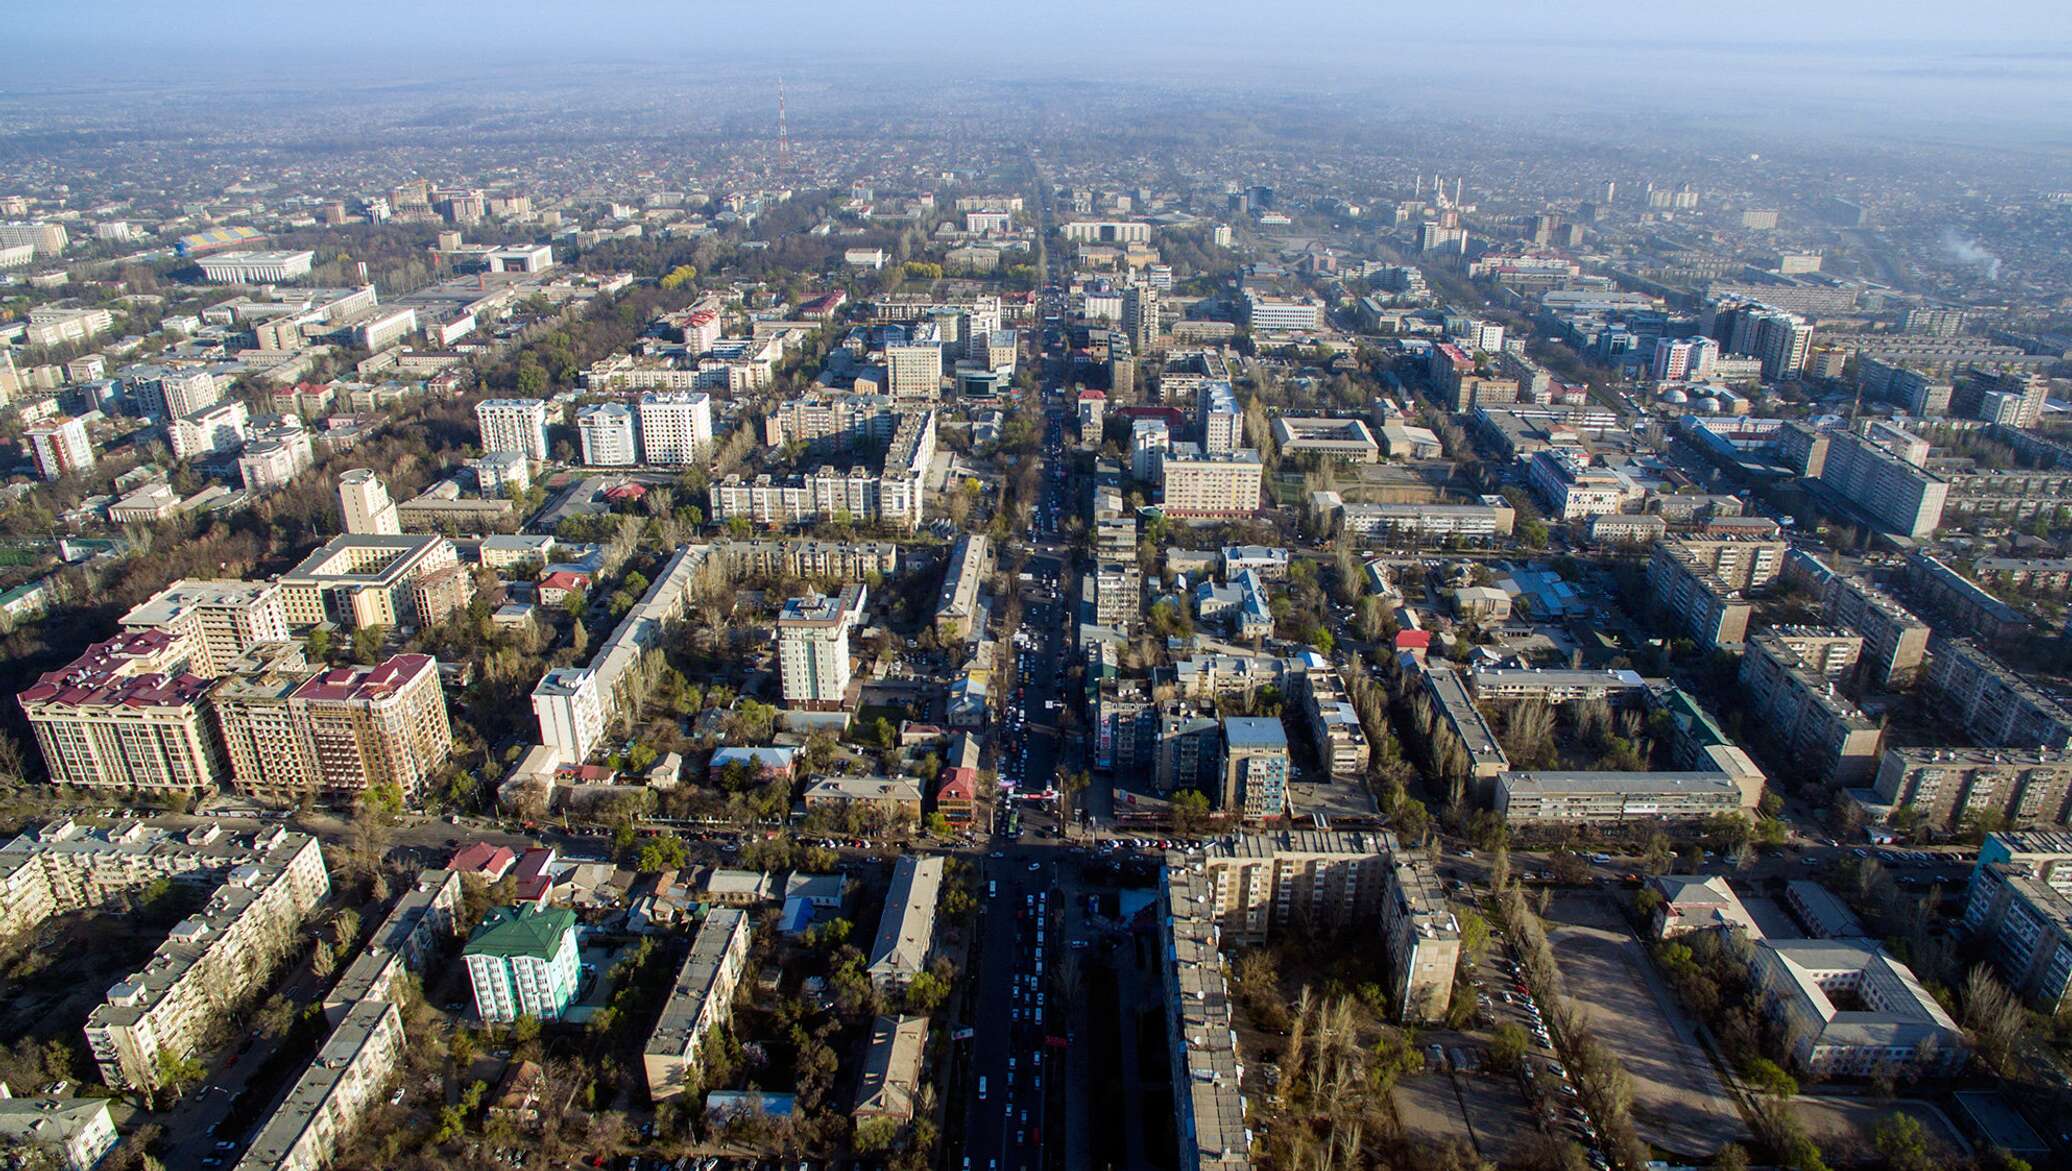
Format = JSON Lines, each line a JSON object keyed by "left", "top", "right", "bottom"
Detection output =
{"left": 905, "top": 970, "right": 951, "bottom": 1013}
{"left": 1873, "top": 1112, "right": 1938, "bottom": 1171}
{"left": 854, "top": 1116, "right": 901, "bottom": 1153}
{"left": 1489, "top": 1023, "right": 1529, "bottom": 1070}
{"left": 1170, "top": 789, "right": 1213, "bottom": 835}
{"left": 1744, "top": 1057, "right": 1798, "bottom": 1099}
{"left": 636, "top": 834, "right": 690, "bottom": 873}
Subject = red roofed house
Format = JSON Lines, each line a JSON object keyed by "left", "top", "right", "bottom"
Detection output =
{"left": 798, "top": 291, "right": 847, "bottom": 321}
{"left": 537, "top": 571, "right": 591, "bottom": 607}
{"left": 269, "top": 654, "right": 453, "bottom": 804}
{"left": 934, "top": 767, "right": 978, "bottom": 823}
{"left": 602, "top": 482, "right": 647, "bottom": 504}
{"left": 1394, "top": 629, "right": 1431, "bottom": 665}
{"left": 16, "top": 629, "right": 223, "bottom": 793}
{"left": 512, "top": 847, "right": 557, "bottom": 906}
{"left": 450, "top": 842, "right": 519, "bottom": 881}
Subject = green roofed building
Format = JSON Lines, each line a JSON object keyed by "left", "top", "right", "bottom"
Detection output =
{"left": 463, "top": 905, "right": 580, "bottom": 1022}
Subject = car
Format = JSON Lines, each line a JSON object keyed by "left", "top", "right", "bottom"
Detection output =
{"left": 215, "top": 1141, "right": 239, "bottom": 1151}
{"left": 1028, "top": 861, "right": 1041, "bottom": 872}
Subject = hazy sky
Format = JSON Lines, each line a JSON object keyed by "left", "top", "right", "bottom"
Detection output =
{"left": 10, "top": 1, "right": 2071, "bottom": 146}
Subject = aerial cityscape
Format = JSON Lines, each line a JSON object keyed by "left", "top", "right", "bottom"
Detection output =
{"left": 2, "top": 4, "right": 2072, "bottom": 1171}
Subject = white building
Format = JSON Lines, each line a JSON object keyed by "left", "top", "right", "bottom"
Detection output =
{"left": 195, "top": 250, "right": 317, "bottom": 283}
{"left": 576, "top": 402, "right": 637, "bottom": 465}
{"left": 778, "top": 585, "right": 866, "bottom": 710}
{"left": 24, "top": 417, "right": 93, "bottom": 480}
{"left": 636, "top": 391, "right": 713, "bottom": 465}
{"left": 337, "top": 469, "right": 400, "bottom": 535}
{"left": 532, "top": 668, "right": 606, "bottom": 766}
{"left": 885, "top": 340, "right": 943, "bottom": 399}
{"left": 1753, "top": 938, "right": 1968, "bottom": 1077}
{"left": 170, "top": 399, "right": 250, "bottom": 461}
{"left": 0, "top": 1090, "right": 118, "bottom": 1171}
{"left": 476, "top": 398, "right": 550, "bottom": 461}
{"left": 238, "top": 417, "right": 315, "bottom": 491}
{"left": 463, "top": 905, "right": 581, "bottom": 1023}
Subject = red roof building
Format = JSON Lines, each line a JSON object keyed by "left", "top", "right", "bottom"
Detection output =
{"left": 449, "top": 842, "right": 519, "bottom": 880}
{"left": 512, "top": 846, "right": 557, "bottom": 905}
{"left": 934, "top": 766, "right": 979, "bottom": 822}
{"left": 17, "top": 630, "right": 223, "bottom": 792}
{"left": 537, "top": 571, "right": 591, "bottom": 606}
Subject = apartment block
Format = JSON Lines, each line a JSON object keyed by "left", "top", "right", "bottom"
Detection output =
{"left": 1872, "top": 747, "right": 2072, "bottom": 831}
{"left": 1739, "top": 631, "right": 1882, "bottom": 786}
{"left": 1903, "top": 551, "right": 2030, "bottom": 645}
{"left": 1923, "top": 638, "right": 2072, "bottom": 751}
{"left": 636, "top": 390, "right": 713, "bottom": 465}
{"left": 277, "top": 534, "right": 458, "bottom": 629}
{"left": 643, "top": 908, "right": 752, "bottom": 1101}
{"left": 1496, "top": 771, "right": 1748, "bottom": 825}
{"left": 576, "top": 402, "right": 637, "bottom": 465}
{"left": 232, "top": 998, "right": 403, "bottom": 1171}
{"left": 464, "top": 905, "right": 581, "bottom": 1022}
{"left": 713, "top": 539, "right": 898, "bottom": 582}
{"left": 1647, "top": 540, "right": 1755, "bottom": 649}
{"left": 86, "top": 831, "right": 330, "bottom": 1091}
{"left": 24, "top": 417, "right": 94, "bottom": 480}
{"left": 1383, "top": 854, "right": 1461, "bottom": 1023}
{"left": 1817, "top": 429, "right": 1948, "bottom": 539}
{"left": 1159, "top": 444, "right": 1263, "bottom": 517}
{"left": 1782, "top": 551, "right": 1931, "bottom": 688}
{"left": 1220, "top": 716, "right": 1289, "bottom": 820}
{"left": 218, "top": 654, "right": 454, "bottom": 806}
{"left": 1156, "top": 861, "right": 1253, "bottom": 1171}
{"left": 119, "top": 580, "right": 290, "bottom": 677}
{"left": 1194, "top": 829, "right": 1393, "bottom": 945}
{"left": 933, "top": 533, "right": 990, "bottom": 640}
{"left": 777, "top": 585, "right": 866, "bottom": 710}
{"left": 1420, "top": 663, "right": 1511, "bottom": 798}
{"left": 337, "top": 469, "right": 399, "bottom": 536}
{"left": 866, "top": 855, "right": 942, "bottom": 991}
{"left": 474, "top": 398, "right": 550, "bottom": 461}
{"left": 852, "top": 1014, "right": 929, "bottom": 1125}
{"left": 1298, "top": 663, "right": 1370, "bottom": 780}
{"left": 18, "top": 630, "right": 224, "bottom": 794}
{"left": 1963, "top": 863, "right": 2072, "bottom": 1013}
{"left": 323, "top": 867, "right": 465, "bottom": 1022}
{"left": 0, "top": 1092, "right": 117, "bottom": 1171}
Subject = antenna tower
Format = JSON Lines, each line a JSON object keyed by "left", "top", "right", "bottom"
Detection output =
{"left": 776, "top": 79, "right": 792, "bottom": 173}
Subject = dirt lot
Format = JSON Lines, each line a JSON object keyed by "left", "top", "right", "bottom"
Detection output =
{"left": 1544, "top": 892, "right": 1749, "bottom": 1157}
{"left": 1789, "top": 1096, "right": 1970, "bottom": 1165}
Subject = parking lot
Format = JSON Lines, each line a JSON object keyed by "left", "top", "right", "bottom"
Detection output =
{"left": 1544, "top": 893, "right": 1748, "bottom": 1157}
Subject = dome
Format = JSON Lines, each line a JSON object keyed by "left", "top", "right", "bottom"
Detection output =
{"left": 1694, "top": 396, "right": 1722, "bottom": 414}
{"left": 1660, "top": 388, "right": 1689, "bottom": 404}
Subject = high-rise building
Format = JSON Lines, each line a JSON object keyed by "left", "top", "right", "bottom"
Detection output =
{"left": 576, "top": 402, "right": 638, "bottom": 465}
{"left": 169, "top": 399, "right": 250, "bottom": 461}
{"left": 885, "top": 339, "right": 943, "bottom": 399}
{"left": 1122, "top": 285, "right": 1161, "bottom": 350}
{"left": 337, "top": 469, "right": 400, "bottom": 535}
{"left": 1220, "top": 716, "right": 1290, "bottom": 820}
{"left": 1199, "top": 382, "right": 1243, "bottom": 453}
{"left": 777, "top": 585, "right": 866, "bottom": 710}
{"left": 17, "top": 631, "right": 224, "bottom": 794}
{"left": 1131, "top": 418, "right": 1171, "bottom": 482}
{"left": 1651, "top": 336, "right": 1718, "bottom": 382}
{"left": 120, "top": 580, "right": 290, "bottom": 677}
{"left": 24, "top": 416, "right": 93, "bottom": 480}
{"left": 213, "top": 648, "right": 454, "bottom": 806}
{"left": 636, "top": 391, "right": 713, "bottom": 465}
{"left": 463, "top": 905, "right": 581, "bottom": 1022}
{"left": 1816, "top": 430, "right": 1948, "bottom": 539}
{"left": 475, "top": 398, "right": 550, "bottom": 461}
{"left": 1159, "top": 444, "right": 1263, "bottom": 517}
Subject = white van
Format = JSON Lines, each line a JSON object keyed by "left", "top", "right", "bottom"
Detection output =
{"left": 978, "top": 1076, "right": 988, "bottom": 1099}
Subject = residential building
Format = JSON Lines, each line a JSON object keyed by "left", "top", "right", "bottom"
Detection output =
{"left": 1468, "top": 667, "right": 1648, "bottom": 706}
{"left": 933, "top": 533, "right": 990, "bottom": 640}
{"left": 1219, "top": 716, "right": 1288, "bottom": 820}
{"left": 1157, "top": 860, "right": 1254, "bottom": 1171}
{"left": 885, "top": 339, "right": 943, "bottom": 399}
{"left": 1963, "top": 863, "right": 2072, "bottom": 1013}
{"left": 277, "top": 534, "right": 459, "bottom": 629}
{"left": 18, "top": 630, "right": 224, "bottom": 794}
{"left": 1420, "top": 663, "right": 1512, "bottom": 798}
{"left": 1903, "top": 551, "right": 2030, "bottom": 644}
{"left": 1383, "top": 854, "right": 1461, "bottom": 1022}
{"left": 803, "top": 775, "right": 924, "bottom": 824}
{"left": 238, "top": 416, "right": 316, "bottom": 491}
{"left": 410, "top": 563, "right": 475, "bottom": 627}
{"left": 337, "top": 469, "right": 399, "bottom": 536}
{"left": 232, "top": 998, "right": 404, "bottom": 1171}
{"left": 1132, "top": 417, "right": 1172, "bottom": 481}
{"left": 1199, "top": 382, "right": 1242, "bottom": 453}
{"left": 1872, "top": 747, "right": 2072, "bottom": 831}
{"left": 777, "top": 585, "right": 866, "bottom": 710}
{"left": 714, "top": 539, "right": 898, "bottom": 581}
{"left": 576, "top": 402, "right": 637, "bottom": 465}
{"left": 1647, "top": 540, "right": 1756, "bottom": 648}
{"left": 463, "top": 905, "right": 581, "bottom": 1022}
{"left": 637, "top": 391, "right": 713, "bottom": 465}
{"left": 1752, "top": 939, "right": 1967, "bottom": 1077}
{"left": 119, "top": 579, "right": 290, "bottom": 676}
{"left": 1298, "top": 664, "right": 1370, "bottom": 780}
{"left": 323, "top": 867, "right": 464, "bottom": 1021}
{"left": 0, "top": 1091, "right": 118, "bottom": 1171}
{"left": 643, "top": 908, "right": 752, "bottom": 1101}
{"left": 1495, "top": 771, "right": 1748, "bottom": 825}
{"left": 1783, "top": 551, "right": 1931, "bottom": 687}
{"left": 24, "top": 417, "right": 94, "bottom": 480}
{"left": 852, "top": 1015, "right": 929, "bottom": 1124}
{"left": 1817, "top": 429, "right": 1948, "bottom": 539}
{"left": 85, "top": 832, "right": 330, "bottom": 1091}
{"left": 1194, "top": 829, "right": 1393, "bottom": 945}
{"left": 1160, "top": 445, "right": 1263, "bottom": 517}
{"left": 1122, "top": 284, "right": 1162, "bottom": 350}
{"left": 1923, "top": 639, "right": 2072, "bottom": 751}
{"left": 1326, "top": 495, "right": 1516, "bottom": 541}
{"left": 475, "top": 398, "right": 550, "bottom": 461}
{"left": 866, "top": 855, "right": 942, "bottom": 991}
{"left": 1739, "top": 631, "right": 1882, "bottom": 786}
{"left": 282, "top": 655, "right": 453, "bottom": 805}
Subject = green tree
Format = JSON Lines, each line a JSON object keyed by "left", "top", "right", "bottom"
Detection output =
{"left": 1744, "top": 1057, "right": 1798, "bottom": 1099}
{"left": 1170, "top": 789, "right": 1213, "bottom": 835}
{"left": 1873, "top": 1113, "right": 1937, "bottom": 1171}
{"left": 1489, "top": 1022, "right": 1529, "bottom": 1070}
{"left": 636, "top": 834, "right": 690, "bottom": 873}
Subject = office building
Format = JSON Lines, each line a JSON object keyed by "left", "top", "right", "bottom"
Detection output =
{"left": 1220, "top": 716, "right": 1289, "bottom": 820}
{"left": 24, "top": 417, "right": 93, "bottom": 480}
{"left": 120, "top": 579, "right": 289, "bottom": 677}
{"left": 337, "top": 469, "right": 400, "bottom": 536}
{"left": 643, "top": 908, "right": 752, "bottom": 1101}
{"left": 476, "top": 398, "right": 550, "bottom": 461}
{"left": 777, "top": 584, "right": 865, "bottom": 710}
{"left": 1872, "top": 747, "right": 2072, "bottom": 831}
{"left": 637, "top": 391, "right": 713, "bottom": 465}
{"left": 1241, "top": 291, "right": 1325, "bottom": 333}
{"left": 1752, "top": 939, "right": 1967, "bottom": 1077}
{"left": 195, "top": 249, "right": 316, "bottom": 283}
{"left": 866, "top": 855, "right": 943, "bottom": 991}
{"left": 1496, "top": 771, "right": 1748, "bottom": 825}
{"left": 1160, "top": 445, "right": 1262, "bottom": 517}
{"left": 85, "top": 831, "right": 330, "bottom": 1091}
{"left": 464, "top": 905, "right": 581, "bottom": 1022}
{"left": 1528, "top": 448, "right": 1629, "bottom": 520}
{"left": 17, "top": 631, "right": 224, "bottom": 794}
{"left": 1270, "top": 416, "right": 1380, "bottom": 462}
{"left": 885, "top": 339, "right": 943, "bottom": 399}
{"left": 576, "top": 402, "right": 637, "bottom": 465}
{"left": 277, "top": 534, "right": 458, "bottom": 629}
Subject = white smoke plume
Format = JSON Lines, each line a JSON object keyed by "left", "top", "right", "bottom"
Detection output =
{"left": 1940, "top": 229, "right": 2002, "bottom": 282}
